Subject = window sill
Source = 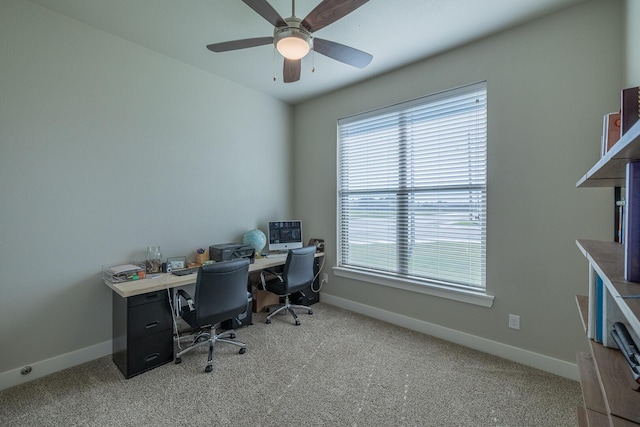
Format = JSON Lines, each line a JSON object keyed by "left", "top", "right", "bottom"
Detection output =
{"left": 332, "top": 267, "right": 494, "bottom": 307}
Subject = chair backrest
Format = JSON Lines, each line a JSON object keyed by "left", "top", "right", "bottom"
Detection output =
{"left": 193, "top": 258, "right": 250, "bottom": 326}
{"left": 282, "top": 245, "right": 317, "bottom": 294}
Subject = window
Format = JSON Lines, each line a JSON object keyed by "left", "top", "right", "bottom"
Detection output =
{"left": 337, "top": 82, "right": 487, "bottom": 295}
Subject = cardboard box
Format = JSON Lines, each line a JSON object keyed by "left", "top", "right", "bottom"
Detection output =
{"left": 252, "top": 287, "right": 280, "bottom": 313}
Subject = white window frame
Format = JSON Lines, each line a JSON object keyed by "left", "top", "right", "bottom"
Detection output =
{"left": 335, "top": 82, "right": 493, "bottom": 307}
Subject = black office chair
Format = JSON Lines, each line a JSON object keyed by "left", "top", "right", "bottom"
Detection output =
{"left": 175, "top": 259, "right": 250, "bottom": 372}
{"left": 260, "top": 245, "right": 317, "bottom": 325}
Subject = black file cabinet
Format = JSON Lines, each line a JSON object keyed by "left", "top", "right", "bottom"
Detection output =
{"left": 112, "top": 290, "right": 173, "bottom": 378}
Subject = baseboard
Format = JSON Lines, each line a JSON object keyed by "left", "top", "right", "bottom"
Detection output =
{"left": 0, "top": 340, "right": 112, "bottom": 391}
{"left": 321, "top": 294, "right": 579, "bottom": 381}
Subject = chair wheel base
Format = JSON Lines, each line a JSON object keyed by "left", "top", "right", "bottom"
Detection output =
{"left": 194, "top": 335, "right": 209, "bottom": 344}
{"left": 266, "top": 318, "right": 271, "bottom": 324}
{"left": 175, "top": 357, "right": 182, "bottom": 364}
{"left": 295, "top": 320, "right": 301, "bottom": 326}
{"left": 205, "top": 365, "right": 213, "bottom": 373}
{"left": 239, "top": 347, "right": 246, "bottom": 354}
{"left": 308, "top": 310, "right": 313, "bottom": 315}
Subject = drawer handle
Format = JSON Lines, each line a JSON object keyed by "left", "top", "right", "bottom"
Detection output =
{"left": 144, "top": 353, "right": 159, "bottom": 362}
{"left": 145, "top": 321, "right": 159, "bottom": 329}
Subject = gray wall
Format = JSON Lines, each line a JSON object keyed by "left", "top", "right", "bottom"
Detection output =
{"left": 0, "top": 0, "right": 291, "bottom": 375}
{"left": 293, "top": 0, "right": 622, "bottom": 366}
{"left": 625, "top": 0, "right": 640, "bottom": 87}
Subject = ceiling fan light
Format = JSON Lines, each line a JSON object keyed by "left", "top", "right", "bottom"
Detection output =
{"left": 274, "top": 25, "right": 311, "bottom": 60}
{"left": 277, "top": 36, "right": 310, "bottom": 60}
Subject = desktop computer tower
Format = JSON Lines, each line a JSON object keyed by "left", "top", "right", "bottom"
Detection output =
{"left": 290, "top": 285, "right": 319, "bottom": 306}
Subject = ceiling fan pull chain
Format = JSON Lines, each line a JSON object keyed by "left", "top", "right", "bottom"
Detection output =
{"left": 312, "top": 49, "right": 316, "bottom": 73}
{"left": 273, "top": 47, "right": 277, "bottom": 82}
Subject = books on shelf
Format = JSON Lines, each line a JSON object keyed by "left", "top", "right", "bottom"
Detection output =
{"left": 601, "top": 112, "right": 621, "bottom": 156}
{"left": 622, "top": 86, "right": 640, "bottom": 136}
{"left": 625, "top": 162, "right": 640, "bottom": 282}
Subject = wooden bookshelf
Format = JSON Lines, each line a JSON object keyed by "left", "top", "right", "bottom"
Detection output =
{"left": 577, "top": 121, "right": 640, "bottom": 188}
{"left": 576, "top": 118, "right": 640, "bottom": 427}
{"left": 576, "top": 120, "right": 640, "bottom": 426}
{"left": 576, "top": 294, "right": 640, "bottom": 425}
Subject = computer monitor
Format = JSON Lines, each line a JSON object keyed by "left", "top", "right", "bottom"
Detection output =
{"left": 268, "top": 220, "right": 303, "bottom": 252}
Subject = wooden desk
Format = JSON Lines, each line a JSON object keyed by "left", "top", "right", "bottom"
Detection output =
{"left": 104, "top": 253, "right": 323, "bottom": 378}
{"left": 104, "top": 255, "right": 319, "bottom": 298}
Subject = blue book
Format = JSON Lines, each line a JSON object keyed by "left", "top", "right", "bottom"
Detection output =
{"left": 595, "top": 274, "right": 603, "bottom": 343}
{"left": 625, "top": 162, "right": 640, "bottom": 282}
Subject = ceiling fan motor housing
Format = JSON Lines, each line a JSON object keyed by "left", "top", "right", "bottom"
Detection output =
{"left": 274, "top": 17, "right": 312, "bottom": 59}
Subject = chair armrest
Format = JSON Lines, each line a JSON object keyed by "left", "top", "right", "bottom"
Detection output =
{"left": 260, "top": 268, "right": 283, "bottom": 290}
{"left": 176, "top": 289, "right": 195, "bottom": 311}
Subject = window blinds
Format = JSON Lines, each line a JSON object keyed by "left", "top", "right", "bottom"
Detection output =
{"left": 337, "top": 82, "right": 487, "bottom": 291}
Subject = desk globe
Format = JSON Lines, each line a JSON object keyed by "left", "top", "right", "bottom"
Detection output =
{"left": 243, "top": 229, "right": 266, "bottom": 254}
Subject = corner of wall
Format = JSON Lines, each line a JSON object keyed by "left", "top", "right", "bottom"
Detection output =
{"left": 624, "top": 0, "right": 640, "bottom": 86}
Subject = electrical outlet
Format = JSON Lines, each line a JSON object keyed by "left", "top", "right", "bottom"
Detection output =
{"left": 508, "top": 314, "right": 520, "bottom": 330}
{"left": 322, "top": 273, "right": 329, "bottom": 284}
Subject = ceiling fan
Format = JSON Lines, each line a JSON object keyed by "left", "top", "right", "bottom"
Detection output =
{"left": 206, "top": 0, "right": 373, "bottom": 83}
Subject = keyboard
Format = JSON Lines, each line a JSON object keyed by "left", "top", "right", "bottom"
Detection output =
{"left": 172, "top": 267, "right": 199, "bottom": 276}
{"left": 266, "top": 252, "right": 288, "bottom": 259}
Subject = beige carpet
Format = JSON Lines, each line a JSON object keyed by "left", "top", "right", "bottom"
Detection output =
{"left": 0, "top": 303, "right": 581, "bottom": 426}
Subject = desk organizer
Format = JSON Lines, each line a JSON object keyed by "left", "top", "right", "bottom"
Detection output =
{"left": 195, "top": 249, "right": 209, "bottom": 265}
{"left": 103, "top": 263, "right": 146, "bottom": 283}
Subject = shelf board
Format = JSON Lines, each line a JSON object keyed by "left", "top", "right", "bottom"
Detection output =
{"left": 577, "top": 120, "right": 640, "bottom": 188}
{"left": 613, "top": 416, "right": 640, "bottom": 427}
{"left": 589, "top": 337, "right": 640, "bottom": 424}
{"left": 575, "top": 239, "right": 640, "bottom": 336}
{"left": 577, "top": 350, "right": 608, "bottom": 415}
{"left": 583, "top": 406, "right": 612, "bottom": 427}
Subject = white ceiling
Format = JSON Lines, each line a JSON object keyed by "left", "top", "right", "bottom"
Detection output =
{"left": 27, "top": 0, "right": 587, "bottom": 104}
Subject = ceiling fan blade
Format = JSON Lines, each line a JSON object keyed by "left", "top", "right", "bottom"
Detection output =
{"left": 302, "top": 0, "right": 369, "bottom": 33}
{"left": 313, "top": 38, "right": 372, "bottom": 68}
{"left": 242, "top": 0, "right": 286, "bottom": 27}
{"left": 207, "top": 37, "right": 273, "bottom": 52}
{"left": 283, "top": 58, "right": 301, "bottom": 83}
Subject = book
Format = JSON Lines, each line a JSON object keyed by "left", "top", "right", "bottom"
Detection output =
{"left": 617, "top": 199, "right": 625, "bottom": 244}
{"left": 615, "top": 187, "right": 625, "bottom": 243}
{"left": 602, "top": 112, "right": 620, "bottom": 155}
{"left": 601, "top": 114, "right": 608, "bottom": 157}
{"left": 625, "top": 162, "right": 640, "bottom": 282}
{"left": 595, "top": 274, "right": 603, "bottom": 343}
{"left": 108, "top": 264, "right": 142, "bottom": 275}
{"left": 621, "top": 87, "right": 640, "bottom": 135}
